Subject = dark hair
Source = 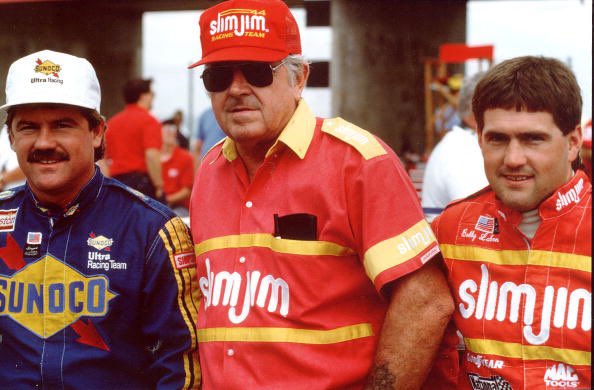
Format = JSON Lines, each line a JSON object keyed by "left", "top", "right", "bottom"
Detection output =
{"left": 123, "top": 78, "right": 152, "bottom": 104}
{"left": 5, "top": 104, "right": 106, "bottom": 162}
{"left": 162, "top": 118, "right": 190, "bottom": 149}
{"left": 472, "top": 56, "right": 582, "bottom": 135}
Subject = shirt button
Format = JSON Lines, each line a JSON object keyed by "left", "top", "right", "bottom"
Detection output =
{"left": 245, "top": 201, "right": 253, "bottom": 208}
{"left": 239, "top": 256, "right": 246, "bottom": 263}
{"left": 227, "top": 348, "right": 235, "bottom": 357}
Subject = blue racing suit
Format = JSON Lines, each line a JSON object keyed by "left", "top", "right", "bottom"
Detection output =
{"left": 0, "top": 168, "right": 200, "bottom": 389}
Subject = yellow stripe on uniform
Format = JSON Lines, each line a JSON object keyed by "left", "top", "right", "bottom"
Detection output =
{"left": 363, "top": 220, "right": 438, "bottom": 280}
{"left": 465, "top": 337, "right": 591, "bottom": 366}
{"left": 198, "top": 323, "right": 373, "bottom": 344}
{"left": 195, "top": 233, "right": 355, "bottom": 257}
{"left": 160, "top": 217, "right": 201, "bottom": 389}
{"left": 441, "top": 244, "right": 591, "bottom": 273}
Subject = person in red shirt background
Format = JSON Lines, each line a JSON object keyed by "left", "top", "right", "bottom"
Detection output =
{"left": 161, "top": 119, "right": 194, "bottom": 217}
{"left": 104, "top": 78, "right": 164, "bottom": 200}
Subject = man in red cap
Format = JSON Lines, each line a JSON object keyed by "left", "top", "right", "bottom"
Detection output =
{"left": 189, "top": 0, "right": 454, "bottom": 388}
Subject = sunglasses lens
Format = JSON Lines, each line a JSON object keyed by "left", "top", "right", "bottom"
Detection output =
{"left": 201, "top": 62, "right": 274, "bottom": 92}
{"left": 202, "top": 67, "right": 233, "bottom": 92}
{"left": 240, "top": 63, "right": 273, "bottom": 88}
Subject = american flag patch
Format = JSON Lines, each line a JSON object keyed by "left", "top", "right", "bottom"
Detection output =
{"left": 27, "top": 232, "right": 42, "bottom": 245}
{"left": 475, "top": 215, "right": 495, "bottom": 233}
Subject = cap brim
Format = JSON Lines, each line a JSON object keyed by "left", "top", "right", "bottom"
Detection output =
{"left": 0, "top": 99, "right": 99, "bottom": 126}
{"left": 188, "top": 46, "right": 289, "bottom": 69}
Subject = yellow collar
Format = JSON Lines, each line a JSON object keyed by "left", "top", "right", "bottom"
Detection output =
{"left": 220, "top": 99, "right": 316, "bottom": 162}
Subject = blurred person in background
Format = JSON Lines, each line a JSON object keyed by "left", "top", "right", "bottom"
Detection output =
{"left": 188, "top": 0, "right": 453, "bottom": 388}
{"left": 104, "top": 78, "right": 164, "bottom": 200}
{"left": 190, "top": 107, "right": 225, "bottom": 169}
{"left": 432, "top": 73, "right": 463, "bottom": 139}
{"left": 170, "top": 109, "right": 190, "bottom": 150}
{"left": 161, "top": 119, "right": 194, "bottom": 217}
{"left": 422, "top": 72, "right": 488, "bottom": 222}
{"left": 0, "top": 124, "right": 25, "bottom": 190}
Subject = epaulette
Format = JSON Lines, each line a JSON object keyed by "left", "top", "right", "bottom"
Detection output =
{"left": 321, "top": 117, "right": 387, "bottom": 160}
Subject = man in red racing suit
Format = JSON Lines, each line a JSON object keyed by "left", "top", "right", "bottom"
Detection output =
{"left": 428, "top": 56, "right": 591, "bottom": 390}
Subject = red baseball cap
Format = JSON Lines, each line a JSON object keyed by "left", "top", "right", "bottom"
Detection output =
{"left": 189, "top": 0, "right": 301, "bottom": 68}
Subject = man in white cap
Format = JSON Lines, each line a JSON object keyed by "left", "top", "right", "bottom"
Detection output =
{"left": 0, "top": 50, "right": 200, "bottom": 389}
{"left": 188, "top": 0, "right": 454, "bottom": 388}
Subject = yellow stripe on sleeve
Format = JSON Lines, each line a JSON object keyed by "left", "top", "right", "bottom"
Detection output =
{"left": 441, "top": 244, "right": 591, "bottom": 273}
{"left": 363, "top": 220, "right": 438, "bottom": 280}
{"left": 465, "top": 337, "right": 591, "bottom": 366}
{"left": 195, "top": 233, "right": 355, "bottom": 257}
{"left": 160, "top": 217, "right": 201, "bottom": 389}
{"left": 198, "top": 323, "right": 374, "bottom": 344}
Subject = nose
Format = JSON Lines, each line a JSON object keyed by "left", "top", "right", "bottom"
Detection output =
{"left": 227, "top": 68, "right": 251, "bottom": 96}
{"left": 503, "top": 139, "right": 527, "bottom": 168}
{"left": 33, "top": 126, "right": 57, "bottom": 149}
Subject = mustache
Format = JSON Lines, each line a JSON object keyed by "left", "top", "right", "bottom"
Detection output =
{"left": 27, "top": 149, "right": 69, "bottom": 163}
{"left": 224, "top": 96, "right": 260, "bottom": 111}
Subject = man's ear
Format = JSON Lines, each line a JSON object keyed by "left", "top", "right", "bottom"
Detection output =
{"left": 8, "top": 128, "right": 15, "bottom": 150}
{"left": 92, "top": 119, "right": 107, "bottom": 149}
{"left": 293, "top": 62, "right": 310, "bottom": 101}
{"left": 567, "top": 124, "right": 582, "bottom": 163}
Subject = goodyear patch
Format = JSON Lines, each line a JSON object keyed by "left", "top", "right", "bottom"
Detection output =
{"left": 321, "top": 118, "right": 386, "bottom": 160}
{"left": 0, "top": 209, "right": 18, "bottom": 232}
{"left": 0, "top": 254, "right": 117, "bottom": 338}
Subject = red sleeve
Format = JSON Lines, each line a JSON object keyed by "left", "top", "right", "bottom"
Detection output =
{"left": 346, "top": 142, "right": 440, "bottom": 293}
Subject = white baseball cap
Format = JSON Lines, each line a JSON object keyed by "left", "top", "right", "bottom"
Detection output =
{"left": 0, "top": 49, "right": 101, "bottom": 125}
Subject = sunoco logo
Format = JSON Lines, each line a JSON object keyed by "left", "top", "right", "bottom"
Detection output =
{"left": 34, "top": 59, "right": 61, "bottom": 77}
{"left": 87, "top": 233, "right": 113, "bottom": 251}
{"left": 0, "top": 254, "right": 116, "bottom": 338}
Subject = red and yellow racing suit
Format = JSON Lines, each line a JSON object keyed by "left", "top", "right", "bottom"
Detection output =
{"left": 432, "top": 171, "right": 591, "bottom": 389}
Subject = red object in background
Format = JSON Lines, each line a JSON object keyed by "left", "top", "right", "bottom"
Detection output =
{"left": 439, "top": 44, "right": 494, "bottom": 63}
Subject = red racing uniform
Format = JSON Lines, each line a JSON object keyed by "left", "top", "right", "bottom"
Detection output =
{"left": 432, "top": 171, "right": 591, "bottom": 390}
{"left": 190, "top": 100, "right": 440, "bottom": 389}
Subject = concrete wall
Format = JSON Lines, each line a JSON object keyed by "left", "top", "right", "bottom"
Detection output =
{"left": 331, "top": 0, "right": 466, "bottom": 154}
{"left": 0, "top": 2, "right": 142, "bottom": 118}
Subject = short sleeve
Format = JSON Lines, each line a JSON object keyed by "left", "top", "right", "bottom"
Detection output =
{"left": 347, "top": 146, "right": 440, "bottom": 293}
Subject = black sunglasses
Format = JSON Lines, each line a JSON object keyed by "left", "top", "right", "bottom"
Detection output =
{"left": 201, "top": 60, "right": 287, "bottom": 93}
